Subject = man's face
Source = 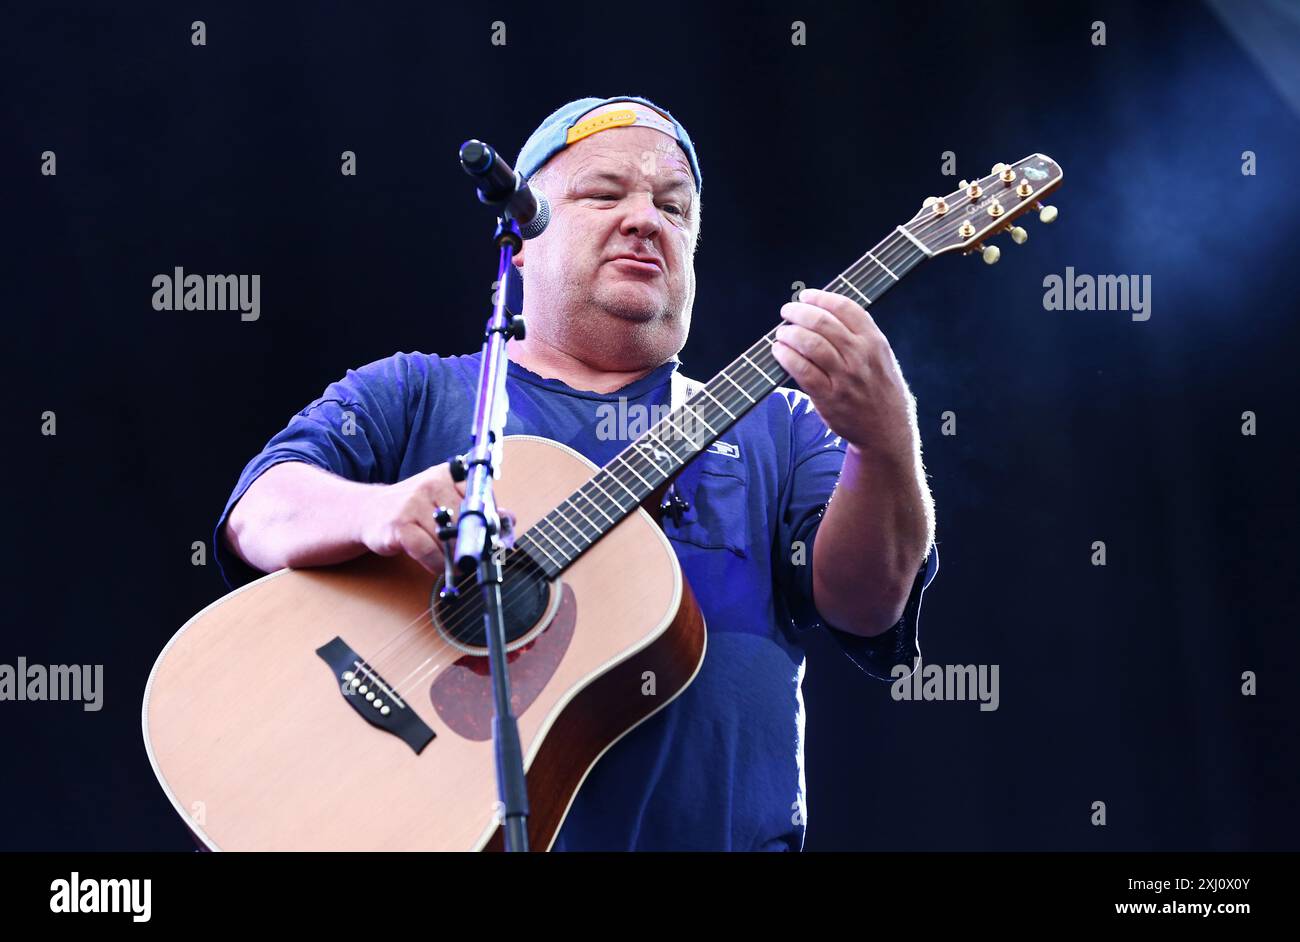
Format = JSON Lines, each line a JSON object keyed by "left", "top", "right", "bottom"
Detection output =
{"left": 513, "top": 110, "right": 699, "bottom": 368}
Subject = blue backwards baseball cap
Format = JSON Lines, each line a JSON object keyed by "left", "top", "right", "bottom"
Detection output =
{"left": 514, "top": 95, "right": 703, "bottom": 194}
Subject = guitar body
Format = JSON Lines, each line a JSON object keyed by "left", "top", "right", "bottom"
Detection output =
{"left": 142, "top": 435, "right": 707, "bottom": 851}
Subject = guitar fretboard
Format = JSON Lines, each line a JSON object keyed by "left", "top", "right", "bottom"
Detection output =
{"left": 517, "top": 227, "right": 929, "bottom": 578}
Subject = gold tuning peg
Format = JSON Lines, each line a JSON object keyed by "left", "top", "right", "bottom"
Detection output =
{"left": 1009, "top": 226, "right": 1028, "bottom": 244}
{"left": 923, "top": 196, "right": 937, "bottom": 207}
{"left": 981, "top": 244, "right": 1001, "bottom": 265}
{"left": 959, "top": 179, "right": 970, "bottom": 189}
{"left": 991, "top": 162, "right": 1008, "bottom": 174}
{"left": 1036, "top": 203, "right": 1058, "bottom": 224}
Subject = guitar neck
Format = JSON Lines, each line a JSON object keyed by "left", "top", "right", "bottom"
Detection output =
{"left": 516, "top": 226, "right": 930, "bottom": 579}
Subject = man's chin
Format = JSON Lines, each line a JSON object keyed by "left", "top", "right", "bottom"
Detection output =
{"left": 595, "top": 288, "right": 668, "bottom": 324}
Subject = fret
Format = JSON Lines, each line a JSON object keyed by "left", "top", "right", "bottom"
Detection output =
{"left": 653, "top": 416, "right": 683, "bottom": 450}
{"left": 725, "top": 361, "right": 773, "bottom": 405}
{"left": 638, "top": 448, "right": 670, "bottom": 481}
{"left": 895, "top": 225, "right": 933, "bottom": 256}
{"left": 832, "top": 275, "right": 883, "bottom": 305}
{"left": 685, "top": 405, "right": 718, "bottom": 436}
{"left": 614, "top": 454, "right": 654, "bottom": 490}
{"left": 517, "top": 533, "right": 561, "bottom": 571}
{"left": 698, "top": 386, "right": 735, "bottom": 419}
{"left": 864, "top": 250, "right": 899, "bottom": 281}
{"left": 702, "top": 392, "right": 739, "bottom": 423}
{"left": 644, "top": 428, "right": 682, "bottom": 457}
{"left": 637, "top": 449, "right": 676, "bottom": 478}
{"left": 835, "top": 274, "right": 872, "bottom": 306}
{"left": 679, "top": 408, "right": 712, "bottom": 450}
{"left": 718, "top": 369, "right": 752, "bottom": 400}
{"left": 828, "top": 236, "right": 925, "bottom": 309}
{"left": 561, "top": 495, "right": 601, "bottom": 536}
{"left": 739, "top": 350, "right": 779, "bottom": 385}
{"left": 584, "top": 474, "right": 625, "bottom": 514}
{"left": 526, "top": 519, "right": 570, "bottom": 561}
{"left": 574, "top": 484, "right": 618, "bottom": 525}
{"left": 543, "top": 509, "right": 586, "bottom": 553}
{"left": 600, "top": 468, "right": 641, "bottom": 503}
{"left": 659, "top": 409, "right": 700, "bottom": 451}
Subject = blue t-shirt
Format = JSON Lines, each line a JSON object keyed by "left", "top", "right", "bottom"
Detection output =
{"left": 214, "top": 351, "right": 938, "bottom": 851}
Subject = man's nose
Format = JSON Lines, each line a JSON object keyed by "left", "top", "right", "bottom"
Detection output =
{"left": 618, "top": 194, "right": 661, "bottom": 240}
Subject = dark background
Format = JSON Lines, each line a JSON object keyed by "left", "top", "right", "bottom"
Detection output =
{"left": 3, "top": 0, "right": 1297, "bottom": 851}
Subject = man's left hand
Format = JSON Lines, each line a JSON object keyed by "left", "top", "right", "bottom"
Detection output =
{"left": 772, "top": 287, "right": 917, "bottom": 459}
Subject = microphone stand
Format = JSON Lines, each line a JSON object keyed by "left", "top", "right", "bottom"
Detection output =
{"left": 445, "top": 149, "right": 531, "bottom": 852}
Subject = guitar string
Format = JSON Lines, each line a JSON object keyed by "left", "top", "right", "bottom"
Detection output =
{"left": 340, "top": 175, "right": 1047, "bottom": 700}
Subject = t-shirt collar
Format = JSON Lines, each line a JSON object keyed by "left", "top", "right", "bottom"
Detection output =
{"left": 505, "top": 355, "right": 680, "bottom": 401}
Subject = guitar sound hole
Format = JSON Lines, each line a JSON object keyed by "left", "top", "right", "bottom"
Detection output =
{"left": 430, "top": 551, "right": 554, "bottom": 651}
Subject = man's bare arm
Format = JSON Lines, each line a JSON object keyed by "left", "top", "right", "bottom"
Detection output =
{"left": 223, "top": 461, "right": 465, "bottom": 575}
{"left": 811, "top": 443, "right": 933, "bottom": 636}
{"left": 771, "top": 287, "right": 934, "bottom": 637}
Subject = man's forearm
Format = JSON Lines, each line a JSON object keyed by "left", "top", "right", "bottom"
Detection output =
{"left": 811, "top": 442, "right": 934, "bottom": 637}
{"left": 223, "top": 461, "right": 375, "bottom": 573}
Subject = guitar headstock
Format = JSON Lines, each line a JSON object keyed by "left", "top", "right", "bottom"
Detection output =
{"left": 902, "top": 153, "right": 1064, "bottom": 263}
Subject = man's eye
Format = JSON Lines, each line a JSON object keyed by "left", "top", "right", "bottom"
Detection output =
{"left": 592, "top": 193, "right": 618, "bottom": 201}
{"left": 661, "top": 204, "right": 683, "bottom": 216}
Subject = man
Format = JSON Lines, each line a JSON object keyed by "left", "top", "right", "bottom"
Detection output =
{"left": 217, "top": 95, "right": 938, "bottom": 851}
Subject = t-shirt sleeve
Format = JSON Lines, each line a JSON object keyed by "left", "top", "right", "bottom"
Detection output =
{"left": 773, "top": 388, "right": 938, "bottom": 681}
{"left": 212, "top": 353, "right": 421, "bottom": 591}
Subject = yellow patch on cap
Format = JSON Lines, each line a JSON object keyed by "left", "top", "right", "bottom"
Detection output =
{"left": 565, "top": 106, "right": 678, "bottom": 149}
{"left": 566, "top": 109, "right": 639, "bottom": 145}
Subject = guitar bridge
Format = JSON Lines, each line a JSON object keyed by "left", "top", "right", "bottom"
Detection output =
{"left": 315, "top": 637, "right": 435, "bottom": 754}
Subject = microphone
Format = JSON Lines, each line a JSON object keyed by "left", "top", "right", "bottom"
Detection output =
{"left": 459, "top": 140, "right": 551, "bottom": 239}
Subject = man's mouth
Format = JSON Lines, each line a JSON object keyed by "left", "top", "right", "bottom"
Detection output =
{"left": 608, "top": 253, "right": 663, "bottom": 274}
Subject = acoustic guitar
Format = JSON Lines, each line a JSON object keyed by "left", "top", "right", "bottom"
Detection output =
{"left": 143, "top": 154, "right": 1063, "bottom": 850}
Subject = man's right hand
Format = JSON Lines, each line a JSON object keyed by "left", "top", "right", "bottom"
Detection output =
{"left": 226, "top": 459, "right": 512, "bottom": 578}
{"left": 356, "top": 462, "right": 467, "bottom": 575}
